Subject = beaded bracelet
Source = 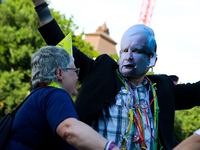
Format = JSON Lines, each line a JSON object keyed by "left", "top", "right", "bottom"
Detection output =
{"left": 34, "top": 2, "right": 49, "bottom": 12}
{"left": 105, "top": 141, "right": 118, "bottom": 150}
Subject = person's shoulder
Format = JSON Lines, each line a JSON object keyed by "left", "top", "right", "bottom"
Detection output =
{"left": 96, "top": 54, "right": 118, "bottom": 64}
{"left": 147, "top": 74, "right": 173, "bottom": 84}
{"left": 40, "top": 87, "right": 72, "bottom": 104}
{"left": 46, "top": 86, "right": 68, "bottom": 94}
{"left": 147, "top": 74, "right": 168, "bottom": 79}
{"left": 34, "top": 86, "right": 68, "bottom": 96}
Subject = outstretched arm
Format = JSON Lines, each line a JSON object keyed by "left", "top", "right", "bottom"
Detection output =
{"left": 173, "top": 130, "right": 200, "bottom": 150}
{"left": 56, "top": 118, "right": 120, "bottom": 150}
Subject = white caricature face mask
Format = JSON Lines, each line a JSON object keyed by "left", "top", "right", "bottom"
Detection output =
{"left": 119, "top": 24, "right": 157, "bottom": 77}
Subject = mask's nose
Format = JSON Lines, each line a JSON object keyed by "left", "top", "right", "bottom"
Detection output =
{"left": 127, "top": 50, "right": 133, "bottom": 61}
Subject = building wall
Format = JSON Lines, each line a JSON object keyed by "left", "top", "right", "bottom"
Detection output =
{"left": 97, "top": 36, "right": 117, "bottom": 55}
{"left": 85, "top": 34, "right": 117, "bottom": 55}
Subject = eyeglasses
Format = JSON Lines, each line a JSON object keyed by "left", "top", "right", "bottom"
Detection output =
{"left": 65, "top": 68, "right": 80, "bottom": 75}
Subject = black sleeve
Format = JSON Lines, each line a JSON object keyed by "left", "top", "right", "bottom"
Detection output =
{"left": 176, "top": 81, "right": 200, "bottom": 110}
{"left": 38, "top": 19, "right": 65, "bottom": 46}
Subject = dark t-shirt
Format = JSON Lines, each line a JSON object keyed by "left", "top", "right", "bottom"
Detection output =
{"left": 5, "top": 86, "right": 78, "bottom": 150}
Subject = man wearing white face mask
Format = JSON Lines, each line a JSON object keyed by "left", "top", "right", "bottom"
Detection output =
{"left": 119, "top": 25, "right": 157, "bottom": 81}
{"left": 31, "top": 0, "right": 200, "bottom": 149}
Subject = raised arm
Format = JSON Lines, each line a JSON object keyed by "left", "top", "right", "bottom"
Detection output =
{"left": 31, "top": 0, "right": 65, "bottom": 46}
{"left": 32, "top": 0, "right": 53, "bottom": 26}
{"left": 56, "top": 118, "right": 120, "bottom": 150}
{"left": 31, "top": 0, "right": 98, "bottom": 82}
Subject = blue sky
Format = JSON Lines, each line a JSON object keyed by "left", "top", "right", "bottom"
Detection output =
{"left": 50, "top": 0, "right": 200, "bottom": 83}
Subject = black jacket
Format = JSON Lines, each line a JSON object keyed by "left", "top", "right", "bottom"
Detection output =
{"left": 38, "top": 19, "right": 200, "bottom": 150}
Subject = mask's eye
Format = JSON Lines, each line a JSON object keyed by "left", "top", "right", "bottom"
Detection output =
{"left": 132, "top": 49, "right": 143, "bottom": 54}
{"left": 123, "top": 48, "right": 128, "bottom": 52}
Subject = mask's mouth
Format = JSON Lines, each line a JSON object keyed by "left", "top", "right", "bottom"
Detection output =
{"left": 123, "top": 64, "right": 137, "bottom": 69}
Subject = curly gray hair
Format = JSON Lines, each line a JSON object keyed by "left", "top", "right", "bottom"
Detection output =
{"left": 31, "top": 46, "right": 74, "bottom": 87}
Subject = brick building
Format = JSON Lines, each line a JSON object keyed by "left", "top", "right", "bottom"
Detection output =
{"left": 84, "top": 22, "right": 117, "bottom": 55}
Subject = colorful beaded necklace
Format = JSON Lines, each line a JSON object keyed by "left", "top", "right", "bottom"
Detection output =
{"left": 116, "top": 69, "right": 159, "bottom": 150}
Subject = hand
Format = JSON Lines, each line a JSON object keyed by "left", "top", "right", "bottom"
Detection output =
{"left": 31, "top": 0, "right": 46, "bottom": 7}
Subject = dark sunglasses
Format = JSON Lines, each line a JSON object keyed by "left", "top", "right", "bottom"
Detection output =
{"left": 65, "top": 68, "right": 80, "bottom": 75}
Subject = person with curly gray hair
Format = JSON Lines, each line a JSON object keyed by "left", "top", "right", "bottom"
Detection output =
{"left": 5, "top": 46, "right": 120, "bottom": 150}
{"left": 31, "top": 46, "right": 78, "bottom": 95}
{"left": 31, "top": 46, "right": 73, "bottom": 87}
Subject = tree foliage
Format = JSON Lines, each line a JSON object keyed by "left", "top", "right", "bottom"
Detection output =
{"left": 0, "top": 0, "right": 41, "bottom": 117}
{"left": 109, "top": 53, "right": 119, "bottom": 62}
{"left": 174, "top": 106, "right": 200, "bottom": 142}
{"left": 146, "top": 71, "right": 155, "bottom": 75}
{"left": 174, "top": 114, "right": 187, "bottom": 142}
{"left": 0, "top": 0, "right": 98, "bottom": 118}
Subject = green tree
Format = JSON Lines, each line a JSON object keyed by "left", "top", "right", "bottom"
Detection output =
{"left": 146, "top": 71, "right": 155, "bottom": 75}
{"left": 0, "top": 0, "right": 98, "bottom": 118}
{"left": 174, "top": 106, "right": 200, "bottom": 142}
{"left": 174, "top": 115, "right": 187, "bottom": 142}
{"left": 0, "top": 0, "right": 41, "bottom": 117}
{"left": 110, "top": 53, "right": 119, "bottom": 62}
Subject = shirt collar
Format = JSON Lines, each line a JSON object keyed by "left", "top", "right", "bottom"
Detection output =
{"left": 124, "top": 76, "right": 148, "bottom": 89}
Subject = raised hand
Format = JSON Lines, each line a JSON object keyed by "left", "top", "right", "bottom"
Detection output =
{"left": 31, "top": 0, "right": 46, "bottom": 7}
